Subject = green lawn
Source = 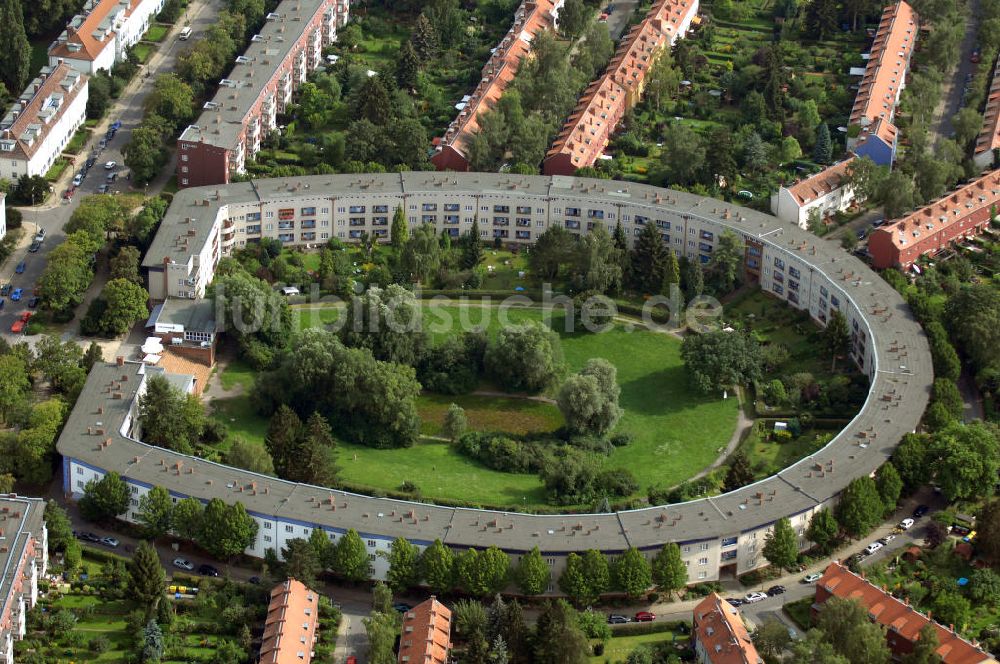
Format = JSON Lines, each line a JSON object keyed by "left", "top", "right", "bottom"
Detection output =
{"left": 740, "top": 424, "right": 834, "bottom": 479}
{"left": 44, "top": 158, "right": 70, "bottom": 181}
{"left": 590, "top": 632, "right": 690, "bottom": 663}
{"left": 144, "top": 24, "right": 169, "bottom": 42}
{"left": 65, "top": 127, "right": 91, "bottom": 155}
{"left": 30, "top": 41, "right": 48, "bottom": 78}
{"left": 132, "top": 42, "right": 154, "bottom": 63}
{"left": 213, "top": 303, "right": 739, "bottom": 508}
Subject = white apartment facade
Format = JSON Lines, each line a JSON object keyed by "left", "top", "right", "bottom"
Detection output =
{"left": 0, "top": 64, "right": 88, "bottom": 182}
{"left": 770, "top": 158, "right": 857, "bottom": 229}
{"left": 48, "top": 0, "right": 166, "bottom": 74}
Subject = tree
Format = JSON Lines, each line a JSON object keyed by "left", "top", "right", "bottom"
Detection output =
{"left": 124, "top": 120, "right": 170, "bottom": 185}
{"left": 893, "top": 433, "right": 931, "bottom": 489}
{"left": 138, "top": 374, "right": 204, "bottom": 456}
{"left": 723, "top": 450, "right": 755, "bottom": 492}
{"left": 137, "top": 486, "right": 173, "bottom": 540}
{"left": 282, "top": 538, "right": 320, "bottom": 588}
{"left": 874, "top": 463, "right": 903, "bottom": 514}
{"left": 395, "top": 40, "right": 419, "bottom": 90}
{"left": 390, "top": 205, "right": 409, "bottom": 251}
{"left": 806, "top": 508, "right": 839, "bottom": 553}
{"left": 38, "top": 233, "right": 97, "bottom": 312}
{"left": 401, "top": 223, "right": 442, "bottom": 284}
{"left": 979, "top": 499, "right": 1000, "bottom": 563}
{"left": 529, "top": 226, "right": 577, "bottom": 281}
{"left": 681, "top": 330, "right": 763, "bottom": 393}
{"left": 129, "top": 541, "right": 166, "bottom": 611}
{"left": 763, "top": 517, "right": 799, "bottom": 571}
{"left": 945, "top": 284, "right": 1000, "bottom": 371}
{"left": 557, "top": 359, "right": 622, "bottom": 437}
{"left": 930, "top": 378, "right": 963, "bottom": 422}
{"left": 511, "top": 546, "right": 549, "bottom": 595}
{"left": 815, "top": 597, "right": 891, "bottom": 664}
{"left": 651, "top": 543, "right": 687, "bottom": 598}
{"left": 225, "top": 438, "right": 275, "bottom": 476}
{"left": 80, "top": 472, "right": 130, "bottom": 522}
{"left": 0, "top": 0, "right": 30, "bottom": 93}
{"left": 559, "top": 0, "right": 589, "bottom": 38}
{"left": 460, "top": 215, "right": 483, "bottom": 269}
{"left": 0, "top": 354, "right": 29, "bottom": 424}
{"left": 142, "top": 619, "right": 164, "bottom": 663}
{"left": 44, "top": 501, "right": 74, "bottom": 553}
{"left": 485, "top": 322, "right": 564, "bottom": 393}
{"left": 455, "top": 546, "right": 509, "bottom": 596}
{"left": 326, "top": 529, "right": 367, "bottom": 582}
{"left": 823, "top": 310, "right": 851, "bottom": 370}
{"left": 754, "top": 620, "right": 792, "bottom": 662}
{"left": 612, "top": 548, "right": 652, "bottom": 600}
{"left": 364, "top": 609, "right": 399, "bottom": 664}
{"left": 658, "top": 124, "right": 706, "bottom": 186}
{"left": 969, "top": 568, "right": 1000, "bottom": 604}
{"left": 442, "top": 403, "right": 468, "bottom": 442}
{"left": 574, "top": 225, "right": 624, "bottom": 295}
{"left": 386, "top": 537, "right": 420, "bottom": 592}
{"left": 877, "top": 170, "right": 916, "bottom": 220}
{"left": 100, "top": 278, "right": 150, "bottom": 336}
{"left": 707, "top": 230, "right": 743, "bottom": 293}
{"left": 170, "top": 497, "right": 203, "bottom": 541}
{"left": 533, "top": 600, "right": 589, "bottom": 664}
{"left": 110, "top": 246, "right": 143, "bottom": 284}
{"left": 265, "top": 405, "right": 303, "bottom": 479}
{"left": 930, "top": 421, "right": 1000, "bottom": 502}
{"left": 902, "top": 624, "right": 942, "bottom": 664}
{"left": 630, "top": 222, "right": 671, "bottom": 295}
{"left": 844, "top": 156, "right": 885, "bottom": 203}
{"left": 932, "top": 591, "right": 970, "bottom": 629}
{"left": 359, "top": 76, "right": 391, "bottom": 126}
{"left": 813, "top": 123, "right": 833, "bottom": 164}
{"left": 558, "top": 553, "right": 592, "bottom": 605}
{"left": 340, "top": 284, "right": 427, "bottom": 366}
{"left": 145, "top": 74, "right": 195, "bottom": 128}
{"left": 419, "top": 539, "right": 454, "bottom": 594}
{"left": 837, "top": 476, "right": 884, "bottom": 538}
{"left": 196, "top": 499, "right": 258, "bottom": 560}
{"left": 791, "top": 629, "right": 850, "bottom": 663}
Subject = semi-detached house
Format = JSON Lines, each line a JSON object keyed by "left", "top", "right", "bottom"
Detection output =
{"left": 176, "top": 0, "right": 349, "bottom": 187}
{"left": 76, "top": 173, "right": 930, "bottom": 590}
{"left": 47, "top": 0, "right": 166, "bottom": 74}
{"left": 543, "top": 0, "right": 698, "bottom": 176}
{"left": 0, "top": 64, "right": 88, "bottom": 182}
{"left": 430, "top": 0, "right": 564, "bottom": 172}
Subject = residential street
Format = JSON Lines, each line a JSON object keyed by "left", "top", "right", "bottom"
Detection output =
{"left": 930, "top": 0, "right": 982, "bottom": 145}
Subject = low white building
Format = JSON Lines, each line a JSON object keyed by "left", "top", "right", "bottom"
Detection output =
{"left": 770, "top": 157, "right": 857, "bottom": 229}
{"left": 48, "top": 0, "right": 165, "bottom": 74}
{"left": 0, "top": 64, "right": 88, "bottom": 182}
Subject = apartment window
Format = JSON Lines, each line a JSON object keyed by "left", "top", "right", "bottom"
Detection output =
{"left": 699, "top": 557, "right": 708, "bottom": 565}
{"left": 774, "top": 257, "right": 785, "bottom": 270}
{"left": 264, "top": 535, "right": 272, "bottom": 543}
{"left": 367, "top": 539, "right": 376, "bottom": 547}
{"left": 830, "top": 295, "right": 840, "bottom": 307}
{"left": 494, "top": 205, "right": 510, "bottom": 213}
{"left": 264, "top": 522, "right": 271, "bottom": 529}
{"left": 698, "top": 571, "right": 707, "bottom": 579}
{"left": 278, "top": 233, "right": 294, "bottom": 242}
{"left": 588, "top": 209, "right": 604, "bottom": 219}
{"left": 422, "top": 203, "right": 438, "bottom": 212}
{"left": 278, "top": 208, "right": 295, "bottom": 221}
{"left": 788, "top": 266, "right": 801, "bottom": 279}
{"left": 516, "top": 206, "right": 531, "bottom": 214}
{"left": 682, "top": 546, "right": 691, "bottom": 553}
{"left": 300, "top": 207, "right": 316, "bottom": 216}
{"left": 76, "top": 466, "right": 83, "bottom": 474}
{"left": 444, "top": 203, "right": 460, "bottom": 212}
{"left": 130, "top": 498, "right": 138, "bottom": 507}
{"left": 635, "top": 215, "right": 648, "bottom": 226}
{"left": 820, "top": 285, "right": 829, "bottom": 298}
{"left": 422, "top": 215, "right": 437, "bottom": 224}
{"left": 700, "top": 543, "right": 709, "bottom": 551}
{"left": 181, "top": 178, "right": 189, "bottom": 185}
{"left": 372, "top": 205, "right": 388, "bottom": 214}
{"left": 285, "top": 525, "right": 294, "bottom": 533}
{"left": 77, "top": 480, "right": 84, "bottom": 489}
{"left": 565, "top": 207, "right": 580, "bottom": 217}
{"left": 721, "top": 536, "right": 737, "bottom": 547}
{"left": 321, "top": 207, "right": 329, "bottom": 214}
{"left": 565, "top": 220, "right": 580, "bottom": 230}
{"left": 772, "top": 283, "right": 784, "bottom": 295}
{"left": 247, "top": 212, "right": 261, "bottom": 221}
{"left": 266, "top": 212, "right": 274, "bottom": 218}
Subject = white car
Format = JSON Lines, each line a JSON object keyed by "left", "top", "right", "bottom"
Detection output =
{"left": 802, "top": 573, "right": 822, "bottom": 584}
{"left": 104, "top": 161, "right": 117, "bottom": 170}
{"left": 100, "top": 537, "right": 119, "bottom": 548}
{"left": 172, "top": 558, "right": 194, "bottom": 571}
{"left": 899, "top": 518, "right": 915, "bottom": 530}
{"left": 865, "top": 541, "right": 884, "bottom": 555}
{"left": 72, "top": 173, "right": 83, "bottom": 186}
{"left": 744, "top": 591, "right": 768, "bottom": 604}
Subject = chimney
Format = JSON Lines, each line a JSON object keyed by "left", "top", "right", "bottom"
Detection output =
{"left": 116, "top": 356, "right": 124, "bottom": 367}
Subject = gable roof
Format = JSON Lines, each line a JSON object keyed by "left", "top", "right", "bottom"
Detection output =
{"left": 259, "top": 578, "right": 319, "bottom": 664}
{"left": 817, "top": 562, "right": 996, "bottom": 664}
{"left": 783, "top": 157, "right": 856, "bottom": 207}
{"left": 48, "top": 0, "right": 139, "bottom": 62}
{"left": 398, "top": 597, "right": 452, "bottom": 664}
{"left": 975, "top": 55, "right": 1000, "bottom": 159}
{"left": 849, "top": 1, "right": 917, "bottom": 129}
{"left": 693, "top": 593, "right": 762, "bottom": 664}
{"left": 0, "top": 64, "right": 87, "bottom": 162}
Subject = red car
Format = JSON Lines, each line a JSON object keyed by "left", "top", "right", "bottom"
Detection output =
{"left": 634, "top": 611, "right": 656, "bottom": 622}
{"left": 10, "top": 311, "right": 32, "bottom": 334}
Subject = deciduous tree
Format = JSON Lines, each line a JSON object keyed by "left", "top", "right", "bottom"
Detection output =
{"left": 807, "top": 508, "right": 839, "bottom": 553}
{"left": 558, "top": 359, "right": 622, "bottom": 437}
{"left": 80, "top": 472, "right": 130, "bottom": 522}
{"left": 651, "top": 543, "right": 687, "bottom": 598}
{"left": 333, "top": 529, "right": 370, "bottom": 582}
{"left": 514, "top": 546, "right": 550, "bottom": 595}
{"left": 681, "top": 330, "right": 763, "bottom": 393}
{"left": 485, "top": 322, "right": 564, "bottom": 393}
{"left": 762, "top": 517, "right": 799, "bottom": 571}
{"left": 386, "top": 537, "right": 420, "bottom": 592}
{"left": 137, "top": 486, "right": 173, "bottom": 540}
{"left": 419, "top": 539, "right": 454, "bottom": 593}
{"left": 837, "top": 476, "right": 884, "bottom": 538}
{"left": 612, "top": 548, "right": 652, "bottom": 599}
{"left": 197, "top": 499, "right": 258, "bottom": 560}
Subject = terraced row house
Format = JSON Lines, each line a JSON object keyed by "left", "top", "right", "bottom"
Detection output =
{"left": 176, "top": 0, "right": 349, "bottom": 187}
{"left": 430, "top": 0, "right": 565, "bottom": 172}
{"left": 974, "top": 55, "right": 1000, "bottom": 171}
{"left": 542, "top": 0, "right": 698, "bottom": 176}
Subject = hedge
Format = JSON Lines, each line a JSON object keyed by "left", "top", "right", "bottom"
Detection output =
{"left": 610, "top": 620, "right": 690, "bottom": 637}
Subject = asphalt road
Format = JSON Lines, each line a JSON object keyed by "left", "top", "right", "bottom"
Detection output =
{"left": 931, "top": 0, "right": 983, "bottom": 146}
{"left": 0, "top": 0, "right": 222, "bottom": 345}
{"left": 604, "top": 0, "right": 642, "bottom": 40}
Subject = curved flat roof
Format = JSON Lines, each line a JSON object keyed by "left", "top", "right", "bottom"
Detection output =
{"left": 63, "top": 173, "right": 932, "bottom": 553}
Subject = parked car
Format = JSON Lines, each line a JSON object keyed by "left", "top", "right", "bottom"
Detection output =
{"left": 110, "top": 120, "right": 122, "bottom": 131}
{"left": 172, "top": 558, "right": 195, "bottom": 571}
{"left": 15, "top": 261, "right": 25, "bottom": 274}
{"left": 607, "top": 614, "right": 631, "bottom": 624}
{"left": 35, "top": 228, "right": 45, "bottom": 241}
{"left": 913, "top": 505, "right": 930, "bottom": 518}
{"left": 72, "top": 173, "right": 84, "bottom": 186}
{"left": 393, "top": 603, "right": 413, "bottom": 613}
{"left": 899, "top": 518, "right": 915, "bottom": 530}
{"left": 198, "top": 564, "right": 220, "bottom": 577}
{"left": 100, "top": 537, "right": 120, "bottom": 548}
{"left": 802, "top": 573, "right": 822, "bottom": 584}
{"left": 104, "top": 160, "right": 117, "bottom": 170}
{"left": 11, "top": 289, "right": 22, "bottom": 301}
{"left": 971, "top": 48, "right": 982, "bottom": 63}
{"left": 248, "top": 576, "right": 261, "bottom": 585}
{"left": 744, "top": 592, "right": 768, "bottom": 604}
{"left": 28, "top": 241, "right": 40, "bottom": 253}
{"left": 27, "top": 297, "right": 39, "bottom": 308}
{"left": 106, "top": 172, "right": 117, "bottom": 183}
{"left": 0, "top": 299, "right": 4, "bottom": 310}
{"left": 634, "top": 611, "right": 656, "bottom": 622}
{"left": 77, "top": 531, "right": 100, "bottom": 542}
{"left": 725, "top": 597, "right": 744, "bottom": 606}
{"left": 85, "top": 157, "right": 96, "bottom": 169}
{"left": 880, "top": 533, "right": 897, "bottom": 544}
{"left": 10, "top": 312, "right": 32, "bottom": 333}
{"left": 865, "top": 541, "right": 884, "bottom": 555}
{"left": 766, "top": 585, "right": 786, "bottom": 596}
{"left": 0, "top": 284, "right": 9, "bottom": 296}
{"left": 346, "top": 657, "right": 357, "bottom": 664}
{"left": 98, "top": 184, "right": 110, "bottom": 194}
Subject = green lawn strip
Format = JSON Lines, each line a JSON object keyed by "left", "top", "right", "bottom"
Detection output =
{"left": 417, "top": 393, "right": 563, "bottom": 436}
{"left": 217, "top": 359, "right": 256, "bottom": 391}
{"left": 145, "top": 24, "right": 169, "bottom": 41}
{"left": 211, "top": 394, "right": 266, "bottom": 454}
{"left": 29, "top": 42, "right": 48, "bottom": 77}
{"left": 589, "top": 632, "right": 689, "bottom": 662}
{"left": 740, "top": 425, "right": 834, "bottom": 479}
{"left": 783, "top": 596, "right": 813, "bottom": 630}
{"left": 65, "top": 127, "right": 91, "bottom": 155}
{"left": 133, "top": 43, "right": 154, "bottom": 63}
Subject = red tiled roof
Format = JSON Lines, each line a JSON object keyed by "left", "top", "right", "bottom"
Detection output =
{"left": 692, "top": 593, "right": 762, "bottom": 664}
{"left": 48, "top": 0, "right": 145, "bottom": 62}
{"left": 259, "top": 579, "right": 319, "bottom": 664}
{"left": 784, "top": 157, "right": 856, "bottom": 206}
{"left": 543, "top": 0, "right": 697, "bottom": 174}
{"left": 816, "top": 563, "right": 996, "bottom": 664}
{"left": 849, "top": 1, "right": 917, "bottom": 128}
{"left": 872, "top": 168, "right": 1000, "bottom": 251}
{"left": 0, "top": 64, "right": 87, "bottom": 162}
{"left": 975, "top": 56, "right": 1000, "bottom": 158}
{"left": 398, "top": 597, "right": 451, "bottom": 664}
{"left": 432, "top": 0, "right": 562, "bottom": 167}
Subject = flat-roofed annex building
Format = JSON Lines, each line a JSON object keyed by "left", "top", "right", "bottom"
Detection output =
{"left": 692, "top": 593, "right": 761, "bottom": 664}
{"left": 68, "top": 173, "right": 929, "bottom": 588}
{"left": 431, "top": 0, "right": 564, "bottom": 172}
{"left": 868, "top": 168, "right": 1000, "bottom": 269}
{"left": 47, "top": 0, "right": 166, "bottom": 74}
{"left": 814, "top": 563, "right": 997, "bottom": 664}
{"left": 398, "top": 597, "right": 451, "bottom": 664}
{"left": 0, "top": 64, "right": 88, "bottom": 182}
{"left": 260, "top": 578, "right": 320, "bottom": 664}
{"left": 176, "top": 0, "right": 349, "bottom": 188}
{"left": 0, "top": 495, "right": 48, "bottom": 664}
{"left": 542, "top": 0, "right": 698, "bottom": 176}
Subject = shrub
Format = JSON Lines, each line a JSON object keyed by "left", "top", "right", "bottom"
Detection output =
{"left": 89, "top": 635, "right": 111, "bottom": 653}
